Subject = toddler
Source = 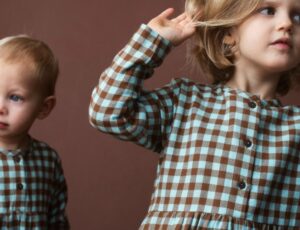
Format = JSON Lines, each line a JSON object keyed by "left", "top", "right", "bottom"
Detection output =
{"left": 0, "top": 35, "right": 69, "bottom": 229}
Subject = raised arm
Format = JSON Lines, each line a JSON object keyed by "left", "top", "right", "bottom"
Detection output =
{"left": 89, "top": 9, "right": 194, "bottom": 152}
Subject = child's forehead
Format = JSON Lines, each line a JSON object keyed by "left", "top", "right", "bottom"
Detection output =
{"left": 0, "top": 58, "right": 37, "bottom": 80}
{"left": 260, "top": 0, "right": 300, "bottom": 6}
{"left": 0, "top": 53, "right": 36, "bottom": 69}
{"left": 0, "top": 46, "right": 29, "bottom": 60}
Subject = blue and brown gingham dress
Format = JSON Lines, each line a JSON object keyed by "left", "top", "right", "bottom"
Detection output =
{"left": 89, "top": 24, "right": 300, "bottom": 229}
{"left": 0, "top": 136, "right": 69, "bottom": 229}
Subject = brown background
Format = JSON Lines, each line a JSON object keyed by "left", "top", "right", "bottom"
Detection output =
{"left": 0, "top": 1, "right": 298, "bottom": 229}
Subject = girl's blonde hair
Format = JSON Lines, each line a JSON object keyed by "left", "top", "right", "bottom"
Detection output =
{"left": 186, "top": 0, "right": 300, "bottom": 95}
{"left": 0, "top": 35, "right": 59, "bottom": 97}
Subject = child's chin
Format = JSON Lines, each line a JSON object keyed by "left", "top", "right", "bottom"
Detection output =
{"left": 265, "top": 63, "right": 296, "bottom": 73}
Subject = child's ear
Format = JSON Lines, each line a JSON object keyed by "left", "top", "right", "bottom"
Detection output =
{"left": 37, "top": 96, "right": 56, "bottom": 120}
{"left": 223, "top": 26, "right": 239, "bottom": 44}
{"left": 223, "top": 31, "right": 235, "bottom": 46}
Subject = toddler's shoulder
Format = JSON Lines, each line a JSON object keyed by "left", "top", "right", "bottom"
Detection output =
{"left": 28, "top": 137, "right": 61, "bottom": 162}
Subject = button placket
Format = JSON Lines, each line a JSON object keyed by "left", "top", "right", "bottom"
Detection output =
{"left": 237, "top": 98, "right": 259, "bottom": 195}
{"left": 244, "top": 98, "right": 259, "bottom": 150}
{"left": 13, "top": 154, "right": 25, "bottom": 198}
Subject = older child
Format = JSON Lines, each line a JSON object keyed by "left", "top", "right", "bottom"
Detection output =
{"left": 89, "top": 0, "right": 300, "bottom": 229}
{"left": 0, "top": 35, "right": 69, "bottom": 229}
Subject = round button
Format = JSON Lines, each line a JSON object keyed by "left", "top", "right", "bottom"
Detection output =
{"left": 244, "top": 139, "right": 252, "bottom": 148}
{"left": 13, "top": 156, "right": 21, "bottom": 163}
{"left": 237, "top": 180, "right": 247, "bottom": 190}
{"left": 248, "top": 101, "right": 256, "bottom": 109}
{"left": 17, "top": 183, "right": 23, "bottom": 190}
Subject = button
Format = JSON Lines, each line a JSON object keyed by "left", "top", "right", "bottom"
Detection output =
{"left": 244, "top": 139, "right": 252, "bottom": 148}
{"left": 17, "top": 183, "right": 23, "bottom": 190}
{"left": 248, "top": 101, "right": 256, "bottom": 109}
{"left": 13, "top": 156, "right": 21, "bottom": 163}
{"left": 237, "top": 180, "right": 247, "bottom": 190}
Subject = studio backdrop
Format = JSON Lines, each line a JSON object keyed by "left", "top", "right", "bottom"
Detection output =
{"left": 0, "top": 1, "right": 298, "bottom": 229}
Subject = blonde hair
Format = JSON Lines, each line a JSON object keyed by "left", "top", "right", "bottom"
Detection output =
{"left": 0, "top": 35, "right": 59, "bottom": 97}
{"left": 185, "top": 0, "right": 300, "bottom": 95}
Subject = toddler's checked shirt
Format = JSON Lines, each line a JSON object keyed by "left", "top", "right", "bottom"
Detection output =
{"left": 0, "top": 137, "right": 69, "bottom": 229}
{"left": 89, "top": 24, "right": 300, "bottom": 229}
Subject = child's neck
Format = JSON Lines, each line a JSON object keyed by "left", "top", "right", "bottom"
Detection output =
{"left": 0, "top": 135, "right": 30, "bottom": 151}
{"left": 227, "top": 69, "right": 280, "bottom": 100}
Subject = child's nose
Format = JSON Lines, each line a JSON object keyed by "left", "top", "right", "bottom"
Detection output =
{"left": 0, "top": 100, "right": 8, "bottom": 115}
{"left": 276, "top": 13, "right": 293, "bottom": 33}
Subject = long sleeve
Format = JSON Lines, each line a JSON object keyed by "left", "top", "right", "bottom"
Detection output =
{"left": 48, "top": 157, "right": 69, "bottom": 230}
{"left": 89, "top": 24, "right": 179, "bottom": 152}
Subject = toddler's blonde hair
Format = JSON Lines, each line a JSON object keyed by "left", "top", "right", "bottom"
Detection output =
{"left": 186, "top": 0, "right": 300, "bottom": 95}
{"left": 0, "top": 35, "right": 59, "bottom": 97}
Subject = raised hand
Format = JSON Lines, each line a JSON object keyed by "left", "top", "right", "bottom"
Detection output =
{"left": 147, "top": 8, "right": 196, "bottom": 46}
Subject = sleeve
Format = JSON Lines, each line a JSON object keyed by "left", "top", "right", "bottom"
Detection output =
{"left": 48, "top": 157, "right": 70, "bottom": 230}
{"left": 89, "top": 24, "right": 180, "bottom": 153}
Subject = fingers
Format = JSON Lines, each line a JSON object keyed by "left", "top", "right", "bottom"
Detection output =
{"left": 158, "top": 8, "right": 193, "bottom": 26}
{"left": 172, "top": 13, "right": 194, "bottom": 26}
{"left": 158, "top": 8, "right": 175, "bottom": 20}
{"left": 172, "top": 13, "right": 187, "bottom": 23}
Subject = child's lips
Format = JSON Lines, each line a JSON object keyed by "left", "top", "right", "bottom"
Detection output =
{"left": 270, "top": 38, "right": 292, "bottom": 49}
{"left": 0, "top": 122, "right": 8, "bottom": 129}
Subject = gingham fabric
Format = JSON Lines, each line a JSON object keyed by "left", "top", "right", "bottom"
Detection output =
{"left": 89, "top": 24, "right": 300, "bottom": 229}
{"left": 0, "top": 136, "right": 69, "bottom": 229}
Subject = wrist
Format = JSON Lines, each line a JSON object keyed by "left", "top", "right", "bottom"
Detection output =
{"left": 143, "top": 24, "right": 173, "bottom": 46}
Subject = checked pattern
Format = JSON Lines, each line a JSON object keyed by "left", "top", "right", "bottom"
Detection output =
{"left": 89, "top": 24, "right": 300, "bottom": 229}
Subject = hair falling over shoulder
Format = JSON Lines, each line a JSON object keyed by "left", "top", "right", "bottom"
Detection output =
{"left": 185, "top": 0, "right": 300, "bottom": 95}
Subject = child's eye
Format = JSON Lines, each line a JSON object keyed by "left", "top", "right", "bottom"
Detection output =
{"left": 9, "top": 95, "right": 24, "bottom": 102}
{"left": 258, "top": 7, "right": 276, "bottom": 16}
{"left": 292, "top": 12, "right": 300, "bottom": 24}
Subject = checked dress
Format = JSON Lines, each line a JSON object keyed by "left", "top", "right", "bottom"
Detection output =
{"left": 89, "top": 24, "right": 300, "bottom": 229}
{"left": 0, "top": 137, "right": 69, "bottom": 229}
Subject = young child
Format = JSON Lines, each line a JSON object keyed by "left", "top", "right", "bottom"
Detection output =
{"left": 0, "top": 35, "right": 69, "bottom": 229}
{"left": 89, "top": 0, "right": 300, "bottom": 229}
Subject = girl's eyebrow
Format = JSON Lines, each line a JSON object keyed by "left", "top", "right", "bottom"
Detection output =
{"left": 260, "top": 0, "right": 279, "bottom": 5}
{"left": 262, "top": 0, "right": 300, "bottom": 8}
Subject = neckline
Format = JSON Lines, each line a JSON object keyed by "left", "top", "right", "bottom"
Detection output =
{"left": 216, "top": 84, "right": 282, "bottom": 107}
{"left": 0, "top": 136, "right": 32, "bottom": 156}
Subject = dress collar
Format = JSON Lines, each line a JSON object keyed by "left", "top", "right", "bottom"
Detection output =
{"left": 0, "top": 136, "right": 32, "bottom": 157}
{"left": 215, "top": 84, "right": 282, "bottom": 107}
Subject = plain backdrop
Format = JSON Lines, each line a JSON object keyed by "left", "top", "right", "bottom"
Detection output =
{"left": 0, "top": 1, "right": 298, "bottom": 229}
